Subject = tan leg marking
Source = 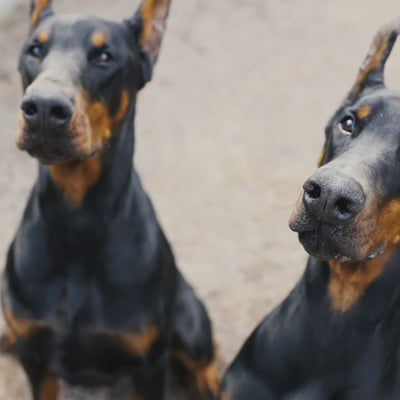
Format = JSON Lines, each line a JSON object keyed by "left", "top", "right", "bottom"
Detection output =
{"left": 39, "top": 376, "right": 59, "bottom": 400}
{"left": 172, "top": 350, "right": 219, "bottom": 397}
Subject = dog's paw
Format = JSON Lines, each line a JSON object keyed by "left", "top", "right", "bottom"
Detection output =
{"left": 191, "top": 363, "right": 220, "bottom": 400}
{"left": 0, "top": 331, "right": 15, "bottom": 353}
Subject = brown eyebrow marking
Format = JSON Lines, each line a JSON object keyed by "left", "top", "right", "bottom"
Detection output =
{"left": 91, "top": 32, "right": 107, "bottom": 48}
{"left": 38, "top": 30, "right": 50, "bottom": 44}
{"left": 357, "top": 105, "right": 372, "bottom": 119}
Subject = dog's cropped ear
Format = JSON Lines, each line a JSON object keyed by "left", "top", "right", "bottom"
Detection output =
{"left": 136, "top": 0, "right": 171, "bottom": 65}
{"left": 30, "top": 0, "right": 54, "bottom": 29}
{"left": 345, "top": 16, "right": 400, "bottom": 104}
{"left": 127, "top": 0, "right": 172, "bottom": 87}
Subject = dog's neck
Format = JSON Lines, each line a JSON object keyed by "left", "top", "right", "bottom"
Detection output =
{"left": 35, "top": 106, "right": 140, "bottom": 223}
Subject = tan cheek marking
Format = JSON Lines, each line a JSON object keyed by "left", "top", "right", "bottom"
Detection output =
{"left": 354, "top": 38, "right": 390, "bottom": 94}
{"left": 329, "top": 200, "right": 400, "bottom": 312}
{"left": 357, "top": 105, "right": 372, "bottom": 119}
{"left": 368, "top": 200, "right": 400, "bottom": 249}
{"left": 31, "top": 0, "right": 51, "bottom": 28}
{"left": 317, "top": 145, "right": 326, "bottom": 167}
{"left": 70, "top": 90, "right": 127, "bottom": 155}
{"left": 108, "top": 326, "right": 159, "bottom": 358}
{"left": 49, "top": 91, "right": 118, "bottom": 207}
{"left": 91, "top": 32, "right": 106, "bottom": 48}
{"left": 114, "top": 90, "right": 130, "bottom": 122}
{"left": 38, "top": 29, "right": 49, "bottom": 44}
{"left": 86, "top": 100, "right": 113, "bottom": 143}
{"left": 16, "top": 110, "right": 28, "bottom": 149}
{"left": 50, "top": 90, "right": 130, "bottom": 208}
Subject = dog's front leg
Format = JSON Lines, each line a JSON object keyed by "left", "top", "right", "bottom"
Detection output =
{"left": 133, "top": 353, "right": 169, "bottom": 400}
{"left": 20, "top": 356, "right": 58, "bottom": 400}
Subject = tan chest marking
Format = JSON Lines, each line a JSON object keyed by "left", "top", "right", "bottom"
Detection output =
{"left": 329, "top": 250, "right": 392, "bottom": 312}
{"left": 108, "top": 325, "right": 159, "bottom": 359}
{"left": 49, "top": 90, "right": 130, "bottom": 207}
{"left": 49, "top": 156, "right": 102, "bottom": 208}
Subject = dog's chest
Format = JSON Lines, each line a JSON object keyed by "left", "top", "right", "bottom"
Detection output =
{"left": 5, "top": 217, "right": 165, "bottom": 334}
{"left": 5, "top": 261, "right": 160, "bottom": 337}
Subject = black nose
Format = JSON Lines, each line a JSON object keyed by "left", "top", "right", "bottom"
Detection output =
{"left": 303, "top": 169, "right": 365, "bottom": 224}
{"left": 21, "top": 96, "right": 73, "bottom": 130}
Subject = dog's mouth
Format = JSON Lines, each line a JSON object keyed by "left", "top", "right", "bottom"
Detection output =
{"left": 17, "top": 106, "right": 102, "bottom": 165}
{"left": 295, "top": 228, "right": 385, "bottom": 262}
{"left": 289, "top": 194, "right": 386, "bottom": 262}
{"left": 17, "top": 128, "right": 100, "bottom": 165}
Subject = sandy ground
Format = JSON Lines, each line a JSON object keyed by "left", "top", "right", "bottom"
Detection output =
{"left": 1, "top": 0, "right": 400, "bottom": 398}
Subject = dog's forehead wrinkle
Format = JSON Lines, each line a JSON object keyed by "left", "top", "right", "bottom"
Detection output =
{"left": 358, "top": 89, "right": 400, "bottom": 106}
{"left": 40, "top": 15, "right": 118, "bottom": 48}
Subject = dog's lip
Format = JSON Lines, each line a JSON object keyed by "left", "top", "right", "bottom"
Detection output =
{"left": 298, "top": 230, "right": 352, "bottom": 261}
{"left": 366, "top": 243, "right": 385, "bottom": 260}
{"left": 289, "top": 212, "right": 319, "bottom": 233}
{"left": 29, "top": 147, "right": 99, "bottom": 165}
{"left": 17, "top": 129, "right": 102, "bottom": 164}
{"left": 298, "top": 228, "right": 386, "bottom": 262}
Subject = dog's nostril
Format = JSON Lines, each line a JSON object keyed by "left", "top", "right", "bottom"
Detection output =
{"left": 21, "top": 101, "right": 38, "bottom": 117}
{"left": 303, "top": 181, "right": 321, "bottom": 200}
{"left": 335, "top": 197, "right": 353, "bottom": 216}
{"left": 51, "top": 105, "right": 70, "bottom": 121}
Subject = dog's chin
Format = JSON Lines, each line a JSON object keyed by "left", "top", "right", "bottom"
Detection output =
{"left": 296, "top": 230, "right": 385, "bottom": 263}
{"left": 297, "top": 230, "right": 356, "bottom": 262}
{"left": 289, "top": 200, "right": 373, "bottom": 262}
{"left": 23, "top": 145, "right": 82, "bottom": 165}
{"left": 17, "top": 132, "right": 100, "bottom": 165}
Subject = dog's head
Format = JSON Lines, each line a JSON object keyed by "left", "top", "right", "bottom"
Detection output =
{"left": 17, "top": 0, "right": 171, "bottom": 165}
{"left": 290, "top": 17, "right": 400, "bottom": 263}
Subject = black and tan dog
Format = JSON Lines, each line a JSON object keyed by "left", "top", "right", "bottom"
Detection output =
{"left": 0, "top": 1, "right": 217, "bottom": 399}
{"left": 221, "top": 16, "right": 400, "bottom": 400}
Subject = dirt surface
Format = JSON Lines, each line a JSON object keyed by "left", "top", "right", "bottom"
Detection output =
{"left": 1, "top": 0, "right": 400, "bottom": 398}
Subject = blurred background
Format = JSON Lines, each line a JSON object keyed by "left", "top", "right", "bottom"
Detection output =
{"left": 1, "top": 0, "right": 400, "bottom": 398}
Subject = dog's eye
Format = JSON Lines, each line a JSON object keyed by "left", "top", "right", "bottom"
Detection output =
{"left": 338, "top": 115, "right": 355, "bottom": 135}
{"left": 92, "top": 50, "right": 114, "bottom": 66}
{"left": 27, "top": 44, "right": 43, "bottom": 59}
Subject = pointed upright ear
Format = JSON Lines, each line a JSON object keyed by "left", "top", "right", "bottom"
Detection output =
{"left": 134, "top": 0, "right": 172, "bottom": 66}
{"left": 345, "top": 16, "right": 400, "bottom": 104}
{"left": 30, "top": 0, "right": 54, "bottom": 30}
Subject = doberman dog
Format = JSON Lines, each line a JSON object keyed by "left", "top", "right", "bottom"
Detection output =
{"left": 0, "top": 1, "right": 218, "bottom": 399}
{"left": 221, "top": 16, "right": 400, "bottom": 400}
